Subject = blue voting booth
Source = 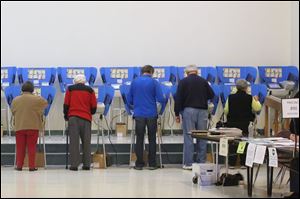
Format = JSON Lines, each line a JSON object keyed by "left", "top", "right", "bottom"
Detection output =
{"left": 216, "top": 66, "right": 257, "bottom": 85}
{"left": 16, "top": 67, "right": 57, "bottom": 116}
{"left": 177, "top": 66, "right": 217, "bottom": 84}
{"left": 136, "top": 66, "right": 177, "bottom": 86}
{"left": 1, "top": 67, "right": 17, "bottom": 88}
{"left": 17, "top": 67, "right": 56, "bottom": 86}
{"left": 219, "top": 84, "right": 268, "bottom": 107}
{"left": 100, "top": 67, "right": 139, "bottom": 90}
{"left": 92, "top": 85, "right": 115, "bottom": 116}
{"left": 119, "top": 84, "right": 133, "bottom": 116}
{"left": 4, "top": 85, "right": 56, "bottom": 116}
{"left": 57, "top": 67, "right": 97, "bottom": 92}
{"left": 1, "top": 67, "right": 17, "bottom": 136}
{"left": 258, "top": 66, "right": 299, "bottom": 89}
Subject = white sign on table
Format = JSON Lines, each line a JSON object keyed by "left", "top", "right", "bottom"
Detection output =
{"left": 219, "top": 137, "right": 228, "bottom": 157}
{"left": 253, "top": 145, "right": 266, "bottom": 164}
{"left": 246, "top": 143, "right": 257, "bottom": 168}
{"left": 268, "top": 147, "right": 278, "bottom": 167}
{"left": 282, "top": 98, "right": 299, "bottom": 119}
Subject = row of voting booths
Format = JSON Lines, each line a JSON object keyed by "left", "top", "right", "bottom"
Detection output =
{"left": 1, "top": 65, "right": 299, "bottom": 137}
{"left": 1, "top": 65, "right": 299, "bottom": 168}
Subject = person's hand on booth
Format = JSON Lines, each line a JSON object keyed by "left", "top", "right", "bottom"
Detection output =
{"left": 290, "top": 134, "right": 299, "bottom": 143}
{"left": 176, "top": 116, "right": 180, "bottom": 123}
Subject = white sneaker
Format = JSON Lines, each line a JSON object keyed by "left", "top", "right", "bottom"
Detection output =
{"left": 182, "top": 165, "right": 193, "bottom": 170}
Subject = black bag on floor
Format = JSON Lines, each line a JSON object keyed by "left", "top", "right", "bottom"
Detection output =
{"left": 216, "top": 173, "right": 244, "bottom": 186}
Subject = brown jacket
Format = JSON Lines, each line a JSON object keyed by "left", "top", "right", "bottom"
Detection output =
{"left": 11, "top": 92, "right": 48, "bottom": 131}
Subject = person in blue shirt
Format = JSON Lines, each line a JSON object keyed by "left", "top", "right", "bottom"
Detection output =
{"left": 128, "top": 65, "right": 166, "bottom": 170}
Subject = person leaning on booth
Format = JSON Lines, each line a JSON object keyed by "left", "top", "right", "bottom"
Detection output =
{"left": 224, "top": 79, "right": 262, "bottom": 169}
{"left": 63, "top": 74, "right": 97, "bottom": 171}
{"left": 11, "top": 81, "right": 48, "bottom": 171}
{"left": 174, "top": 65, "right": 215, "bottom": 170}
{"left": 128, "top": 65, "right": 166, "bottom": 170}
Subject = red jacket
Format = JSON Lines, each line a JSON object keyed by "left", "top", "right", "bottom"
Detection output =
{"left": 63, "top": 83, "right": 97, "bottom": 121}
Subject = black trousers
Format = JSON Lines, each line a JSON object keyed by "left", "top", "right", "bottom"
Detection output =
{"left": 226, "top": 121, "right": 250, "bottom": 167}
{"left": 228, "top": 142, "right": 246, "bottom": 167}
{"left": 135, "top": 117, "right": 157, "bottom": 167}
{"left": 290, "top": 157, "right": 299, "bottom": 194}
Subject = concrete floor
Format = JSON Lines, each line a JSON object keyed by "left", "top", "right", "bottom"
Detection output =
{"left": 1, "top": 165, "right": 291, "bottom": 198}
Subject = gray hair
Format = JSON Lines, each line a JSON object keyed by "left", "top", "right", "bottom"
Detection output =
{"left": 236, "top": 79, "right": 249, "bottom": 90}
{"left": 184, "top": 65, "right": 198, "bottom": 73}
{"left": 73, "top": 74, "right": 86, "bottom": 84}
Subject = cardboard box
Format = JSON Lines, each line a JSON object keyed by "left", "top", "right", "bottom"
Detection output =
{"left": 93, "top": 153, "right": 107, "bottom": 169}
{"left": 116, "top": 122, "right": 127, "bottom": 137}
{"left": 131, "top": 151, "right": 148, "bottom": 163}
{"left": 23, "top": 152, "right": 45, "bottom": 168}
{"left": 206, "top": 152, "right": 213, "bottom": 163}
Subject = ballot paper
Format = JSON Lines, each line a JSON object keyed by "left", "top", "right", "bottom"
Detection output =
{"left": 246, "top": 143, "right": 256, "bottom": 167}
{"left": 253, "top": 145, "right": 266, "bottom": 164}
{"left": 268, "top": 147, "right": 278, "bottom": 167}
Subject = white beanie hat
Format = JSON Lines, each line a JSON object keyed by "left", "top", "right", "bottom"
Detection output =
{"left": 73, "top": 74, "right": 86, "bottom": 84}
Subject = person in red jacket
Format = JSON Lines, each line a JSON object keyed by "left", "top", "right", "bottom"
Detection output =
{"left": 63, "top": 74, "right": 97, "bottom": 171}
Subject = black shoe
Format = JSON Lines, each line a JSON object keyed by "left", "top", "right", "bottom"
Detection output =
{"left": 15, "top": 167, "right": 22, "bottom": 171}
{"left": 69, "top": 167, "right": 78, "bottom": 171}
{"left": 82, "top": 166, "right": 90, "bottom": 170}
{"left": 133, "top": 166, "right": 143, "bottom": 170}
{"left": 148, "top": 166, "right": 158, "bottom": 170}
{"left": 29, "top": 168, "right": 38, "bottom": 172}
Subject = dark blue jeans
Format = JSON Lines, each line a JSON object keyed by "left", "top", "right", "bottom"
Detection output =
{"left": 135, "top": 117, "right": 157, "bottom": 167}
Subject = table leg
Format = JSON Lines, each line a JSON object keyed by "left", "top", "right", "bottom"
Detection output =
{"left": 267, "top": 157, "right": 273, "bottom": 197}
{"left": 247, "top": 166, "right": 253, "bottom": 197}
{"left": 216, "top": 142, "right": 219, "bottom": 182}
{"left": 265, "top": 106, "right": 269, "bottom": 137}
{"left": 275, "top": 111, "right": 279, "bottom": 136}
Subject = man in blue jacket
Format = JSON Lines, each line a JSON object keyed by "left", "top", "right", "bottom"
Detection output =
{"left": 128, "top": 65, "right": 165, "bottom": 170}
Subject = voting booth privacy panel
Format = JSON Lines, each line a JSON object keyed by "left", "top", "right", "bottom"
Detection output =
{"left": 216, "top": 66, "right": 257, "bottom": 85}
{"left": 4, "top": 85, "right": 56, "bottom": 117}
{"left": 133, "top": 66, "right": 177, "bottom": 86}
{"left": 92, "top": 85, "right": 115, "bottom": 116}
{"left": 219, "top": 84, "right": 268, "bottom": 106}
{"left": 57, "top": 67, "right": 97, "bottom": 92}
{"left": 177, "top": 66, "right": 217, "bottom": 84}
{"left": 100, "top": 67, "right": 139, "bottom": 89}
{"left": 258, "top": 66, "right": 299, "bottom": 88}
{"left": 1, "top": 66, "right": 17, "bottom": 87}
{"left": 2, "top": 67, "right": 57, "bottom": 117}
{"left": 17, "top": 67, "right": 56, "bottom": 86}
